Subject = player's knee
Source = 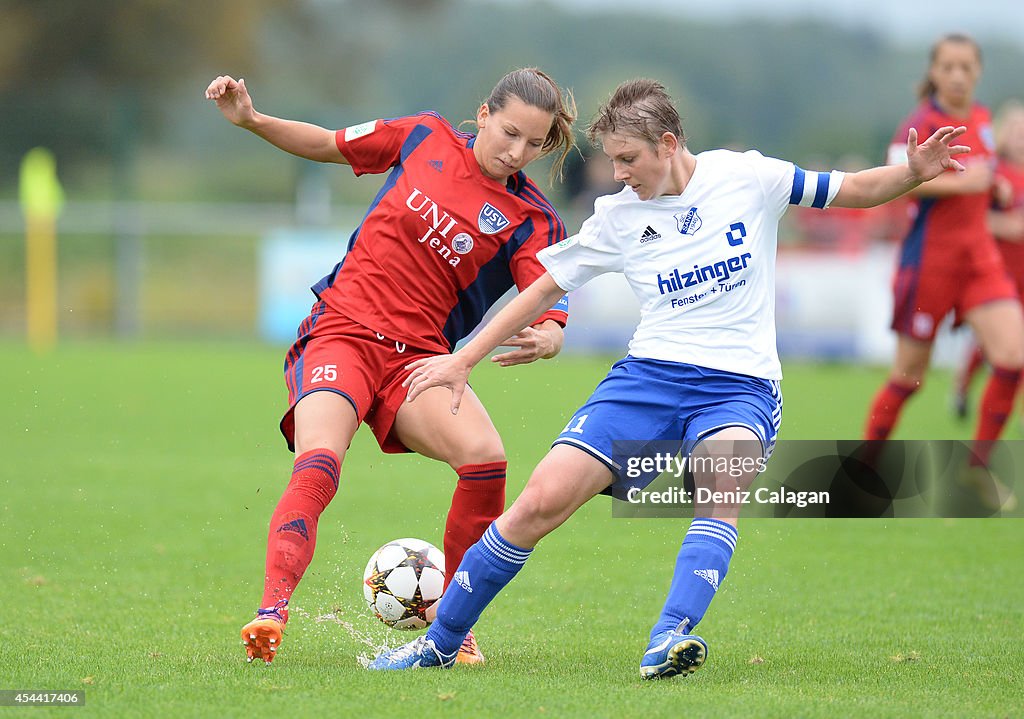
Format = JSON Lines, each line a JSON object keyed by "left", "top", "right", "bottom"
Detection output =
{"left": 294, "top": 435, "right": 350, "bottom": 462}
{"left": 293, "top": 392, "right": 358, "bottom": 458}
{"left": 891, "top": 370, "right": 925, "bottom": 391}
{"left": 529, "top": 484, "right": 572, "bottom": 525}
{"left": 506, "top": 482, "right": 568, "bottom": 539}
{"left": 986, "top": 345, "right": 1024, "bottom": 370}
{"left": 449, "top": 434, "right": 506, "bottom": 469}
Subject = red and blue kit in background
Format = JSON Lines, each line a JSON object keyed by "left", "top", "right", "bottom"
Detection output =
{"left": 993, "top": 158, "right": 1024, "bottom": 294}
{"left": 890, "top": 100, "right": 1015, "bottom": 340}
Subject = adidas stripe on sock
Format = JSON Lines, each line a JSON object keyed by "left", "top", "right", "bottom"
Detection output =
{"left": 426, "top": 522, "right": 531, "bottom": 655}
{"left": 650, "top": 518, "right": 738, "bottom": 640}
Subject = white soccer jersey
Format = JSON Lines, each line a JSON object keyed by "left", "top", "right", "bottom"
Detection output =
{"left": 539, "top": 149, "right": 844, "bottom": 380}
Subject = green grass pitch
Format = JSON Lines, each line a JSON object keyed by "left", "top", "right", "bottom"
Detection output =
{"left": 2, "top": 343, "right": 1021, "bottom": 717}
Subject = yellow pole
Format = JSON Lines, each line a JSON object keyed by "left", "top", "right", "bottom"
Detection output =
{"left": 25, "top": 214, "right": 58, "bottom": 351}
{"left": 19, "top": 148, "right": 64, "bottom": 353}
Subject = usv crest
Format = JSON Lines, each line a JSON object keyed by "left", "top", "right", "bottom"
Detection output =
{"left": 674, "top": 207, "right": 702, "bottom": 236}
{"left": 478, "top": 202, "right": 510, "bottom": 235}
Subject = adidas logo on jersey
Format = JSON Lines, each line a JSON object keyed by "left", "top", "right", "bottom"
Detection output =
{"left": 693, "top": 568, "right": 719, "bottom": 590}
{"left": 453, "top": 570, "right": 473, "bottom": 593}
{"left": 639, "top": 225, "right": 662, "bottom": 244}
{"left": 428, "top": 160, "right": 444, "bottom": 172}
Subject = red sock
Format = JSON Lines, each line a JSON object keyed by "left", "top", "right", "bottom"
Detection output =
{"left": 956, "top": 345, "right": 986, "bottom": 396}
{"left": 260, "top": 449, "right": 341, "bottom": 617}
{"left": 864, "top": 381, "right": 919, "bottom": 440}
{"left": 970, "top": 366, "right": 1022, "bottom": 466}
{"left": 443, "top": 461, "right": 506, "bottom": 590}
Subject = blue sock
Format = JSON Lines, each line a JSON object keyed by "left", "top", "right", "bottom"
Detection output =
{"left": 650, "top": 518, "right": 738, "bottom": 640}
{"left": 426, "top": 522, "right": 532, "bottom": 655}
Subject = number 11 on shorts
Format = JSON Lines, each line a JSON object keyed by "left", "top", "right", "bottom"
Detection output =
{"left": 563, "top": 414, "right": 588, "bottom": 434}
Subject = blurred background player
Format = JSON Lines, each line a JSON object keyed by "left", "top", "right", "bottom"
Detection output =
{"left": 205, "top": 68, "right": 576, "bottom": 664}
{"left": 862, "top": 34, "right": 1022, "bottom": 511}
{"left": 953, "top": 101, "right": 1024, "bottom": 435}
{"left": 366, "top": 78, "right": 970, "bottom": 677}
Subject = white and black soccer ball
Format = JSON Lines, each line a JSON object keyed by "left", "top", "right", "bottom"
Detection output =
{"left": 362, "top": 538, "right": 445, "bottom": 630}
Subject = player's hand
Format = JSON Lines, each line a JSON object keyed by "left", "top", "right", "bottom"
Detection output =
{"left": 402, "top": 354, "right": 474, "bottom": 414}
{"left": 205, "top": 75, "right": 256, "bottom": 127}
{"left": 491, "top": 324, "right": 560, "bottom": 366}
{"left": 906, "top": 125, "right": 971, "bottom": 183}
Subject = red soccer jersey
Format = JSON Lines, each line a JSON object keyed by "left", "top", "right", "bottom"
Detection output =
{"left": 311, "top": 112, "right": 568, "bottom": 354}
{"left": 889, "top": 100, "right": 999, "bottom": 271}
{"left": 994, "top": 158, "right": 1024, "bottom": 290}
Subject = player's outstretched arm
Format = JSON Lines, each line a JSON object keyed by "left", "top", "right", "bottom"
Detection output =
{"left": 831, "top": 125, "right": 971, "bottom": 208}
{"left": 403, "top": 273, "right": 568, "bottom": 413}
{"left": 204, "top": 75, "right": 346, "bottom": 164}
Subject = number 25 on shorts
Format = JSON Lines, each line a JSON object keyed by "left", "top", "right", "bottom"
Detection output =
{"left": 311, "top": 364, "right": 337, "bottom": 383}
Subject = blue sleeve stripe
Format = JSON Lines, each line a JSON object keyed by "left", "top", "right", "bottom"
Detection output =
{"left": 789, "top": 166, "right": 836, "bottom": 208}
{"left": 789, "top": 166, "right": 805, "bottom": 205}
{"left": 812, "top": 172, "right": 830, "bottom": 209}
{"left": 521, "top": 187, "right": 554, "bottom": 245}
{"left": 519, "top": 178, "right": 559, "bottom": 215}
{"left": 399, "top": 124, "right": 433, "bottom": 163}
{"left": 520, "top": 178, "right": 560, "bottom": 215}
{"left": 520, "top": 183, "right": 566, "bottom": 246}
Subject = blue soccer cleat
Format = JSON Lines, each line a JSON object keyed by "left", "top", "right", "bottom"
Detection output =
{"left": 367, "top": 635, "right": 458, "bottom": 671}
{"left": 640, "top": 630, "right": 708, "bottom": 679}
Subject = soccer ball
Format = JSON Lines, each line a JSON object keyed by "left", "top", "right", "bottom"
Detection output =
{"left": 362, "top": 538, "right": 445, "bottom": 630}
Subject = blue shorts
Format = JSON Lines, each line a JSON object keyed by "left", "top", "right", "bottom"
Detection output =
{"left": 552, "top": 356, "right": 782, "bottom": 497}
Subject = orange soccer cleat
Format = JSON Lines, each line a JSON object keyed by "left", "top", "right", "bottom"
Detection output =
{"left": 455, "top": 629, "right": 486, "bottom": 665}
{"left": 241, "top": 599, "right": 288, "bottom": 664}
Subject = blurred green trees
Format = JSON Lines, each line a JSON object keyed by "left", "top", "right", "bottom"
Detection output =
{"left": 2, "top": 0, "right": 1023, "bottom": 203}
{"left": 0, "top": 0, "right": 297, "bottom": 195}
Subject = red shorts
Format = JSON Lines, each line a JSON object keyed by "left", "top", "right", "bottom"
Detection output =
{"left": 891, "top": 260, "right": 1018, "bottom": 341}
{"left": 279, "top": 301, "right": 438, "bottom": 453}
